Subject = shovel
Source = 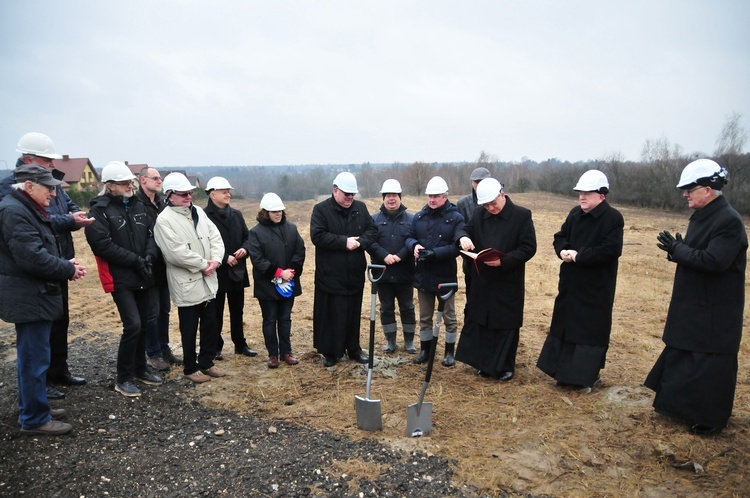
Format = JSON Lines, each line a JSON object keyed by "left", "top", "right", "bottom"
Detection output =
{"left": 355, "top": 264, "right": 386, "bottom": 431}
{"left": 406, "top": 282, "right": 457, "bottom": 438}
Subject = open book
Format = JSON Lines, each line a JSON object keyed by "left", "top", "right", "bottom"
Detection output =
{"left": 460, "top": 248, "right": 506, "bottom": 263}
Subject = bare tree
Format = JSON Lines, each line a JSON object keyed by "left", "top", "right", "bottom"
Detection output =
{"left": 714, "top": 112, "right": 747, "bottom": 157}
{"left": 402, "top": 162, "right": 434, "bottom": 196}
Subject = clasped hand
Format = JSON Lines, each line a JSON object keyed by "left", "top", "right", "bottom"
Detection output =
{"left": 656, "top": 230, "right": 683, "bottom": 254}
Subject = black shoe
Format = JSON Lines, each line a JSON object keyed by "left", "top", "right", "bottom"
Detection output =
{"left": 348, "top": 352, "right": 369, "bottom": 364}
{"left": 499, "top": 371, "right": 514, "bottom": 382}
{"left": 476, "top": 370, "right": 491, "bottom": 378}
{"left": 689, "top": 424, "right": 721, "bottom": 436}
{"left": 162, "top": 348, "right": 182, "bottom": 365}
{"left": 46, "top": 386, "right": 65, "bottom": 400}
{"left": 215, "top": 351, "right": 224, "bottom": 361}
{"left": 413, "top": 350, "right": 429, "bottom": 364}
{"left": 51, "top": 372, "right": 86, "bottom": 386}
{"left": 136, "top": 371, "right": 164, "bottom": 386}
{"left": 235, "top": 345, "right": 258, "bottom": 357}
{"left": 115, "top": 380, "right": 142, "bottom": 397}
{"left": 322, "top": 355, "right": 338, "bottom": 367}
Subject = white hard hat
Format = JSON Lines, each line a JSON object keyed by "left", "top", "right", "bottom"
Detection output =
{"left": 260, "top": 192, "right": 286, "bottom": 211}
{"left": 676, "top": 159, "right": 728, "bottom": 189}
{"left": 476, "top": 178, "right": 504, "bottom": 205}
{"left": 16, "top": 132, "right": 62, "bottom": 159}
{"left": 380, "top": 179, "right": 402, "bottom": 194}
{"left": 574, "top": 170, "right": 609, "bottom": 193}
{"left": 163, "top": 172, "right": 195, "bottom": 193}
{"left": 101, "top": 161, "right": 137, "bottom": 182}
{"left": 205, "top": 176, "right": 234, "bottom": 192}
{"left": 333, "top": 172, "right": 358, "bottom": 194}
{"left": 425, "top": 176, "right": 449, "bottom": 195}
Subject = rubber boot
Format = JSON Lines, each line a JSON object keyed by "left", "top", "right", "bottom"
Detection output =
{"left": 413, "top": 340, "right": 431, "bottom": 364}
{"left": 403, "top": 333, "right": 417, "bottom": 354}
{"left": 442, "top": 342, "right": 455, "bottom": 367}
{"left": 384, "top": 333, "right": 397, "bottom": 353}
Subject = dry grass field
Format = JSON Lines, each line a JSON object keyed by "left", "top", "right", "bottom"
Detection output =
{"left": 8, "top": 191, "right": 749, "bottom": 496}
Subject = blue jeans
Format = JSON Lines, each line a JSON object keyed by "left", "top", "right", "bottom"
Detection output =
{"left": 112, "top": 287, "right": 158, "bottom": 383}
{"left": 258, "top": 298, "right": 295, "bottom": 356}
{"left": 17, "top": 320, "right": 52, "bottom": 430}
{"left": 145, "top": 283, "right": 171, "bottom": 358}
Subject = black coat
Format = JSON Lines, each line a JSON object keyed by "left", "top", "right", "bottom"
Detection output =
{"left": 85, "top": 193, "right": 158, "bottom": 293}
{"left": 405, "top": 201, "right": 464, "bottom": 292}
{"left": 310, "top": 196, "right": 377, "bottom": 295}
{"left": 248, "top": 214, "right": 306, "bottom": 300}
{"left": 135, "top": 187, "right": 169, "bottom": 286}
{"left": 549, "top": 200, "right": 624, "bottom": 346}
{"left": 455, "top": 196, "right": 536, "bottom": 328}
{"left": 367, "top": 204, "right": 415, "bottom": 285}
{"left": 662, "top": 195, "right": 747, "bottom": 354}
{"left": 204, "top": 200, "right": 251, "bottom": 292}
{"left": 0, "top": 189, "right": 75, "bottom": 323}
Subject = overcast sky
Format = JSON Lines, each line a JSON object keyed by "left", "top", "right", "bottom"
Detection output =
{"left": 1, "top": 1, "right": 748, "bottom": 170}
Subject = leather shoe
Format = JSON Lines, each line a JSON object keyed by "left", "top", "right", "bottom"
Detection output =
{"left": 476, "top": 370, "right": 491, "bottom": 378}
{"left": 215, "top": 351, "right": 224, "bottom": 361}
{"left": 21, "top": 419, "right": 72, "bottom": 436}
{"left": 499, "top": 371, "right": 514, "bottom": 382}
{"left": 268, "top": 356, "right": 280, "bottom": 369}
{"left": 51, "top": 372, "right": 86, "bottom": 386}
{"left": 281, "top": 353, "right": 299, "bottom": 365}
{"left": 235, "top": 346, "right": 258, "bottom": 357}
{"left": 690, "top": 424, "right": 721, "bottom": 436}
{"left": 50, "top": 408, "right": 66, "bottom": 419}
{"left": 348, "top": 352, "right": 369, "bottom": 364}
{"left": 46, "top": 385, "right": 65, "bottom": 400}
{"left": 322, "top": 355, "right": 337, "bottom": 367}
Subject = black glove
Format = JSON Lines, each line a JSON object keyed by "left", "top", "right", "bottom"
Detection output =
{"left": 417, "top": 249, "right": 436, "bottom": 263}
{"left": 656, "top": 230, "right": 683, "bottom": 254}
{"left": 136, "top": 257, "right": 153, "bottom": 280}
{"left": 144, "top": 255, "right": 154, "bottom": 274}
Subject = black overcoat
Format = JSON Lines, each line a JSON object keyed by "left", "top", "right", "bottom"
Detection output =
{"left": 204, "top": 200, "right": 251, "bottom": 292}
{"left": 247, "top": 214, "right": 305, "bottom": 300}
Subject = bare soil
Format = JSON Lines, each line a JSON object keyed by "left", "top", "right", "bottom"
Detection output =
{"left": 1, "top": 192, "right": 748, "bottom": 497}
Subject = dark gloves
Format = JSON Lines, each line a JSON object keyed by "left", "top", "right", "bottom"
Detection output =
{"left": 136, "top": 256, "right": 153, "bottom": 280}
{"left": 656, "top": 230, "right": 683, "bottom": 254}
{"left": 417, "top": 249, "right": 436, "bottom": 263}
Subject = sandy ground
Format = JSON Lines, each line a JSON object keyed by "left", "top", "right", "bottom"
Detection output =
{"left": 3, "top": 191, "right": 748, "bottom": 497}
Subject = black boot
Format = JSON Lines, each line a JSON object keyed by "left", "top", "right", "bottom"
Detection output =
{"left": 403, "top": 332, "right": 417, "bottom": 354}
{"left": 413, "top": 340, "right": 431, "bottom": 364}
{"left": 384, "top": 333, "right": 397, "bottom": 353}
{"left": 442, "top": 342, "right": 455, "bottom": 367}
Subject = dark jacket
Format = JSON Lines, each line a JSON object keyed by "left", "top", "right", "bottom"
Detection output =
{"left": 0, "top": 189, "right": 75, "bottom": 323}
{"left": 135, "top": 187, "right": 169, "bottom": 286}
{"left": 455, "top": 196, "right": 536, "bottom": 328}
{"left": 367, "top": 204, "right": 415, "bottom": 285}
{"left": 457, "top": 191, "right": 480, "bottom": 276}
{"left": 0, "top": 158, "right": 82, "bottom": 259}
{"left": 310, "top": 195, "right": 378, "bottom": 295}
{"left": 405, "top": 201, "right": 464, "bottom": 292}
{"left": 662, "top": 195, "right": 747, "bottom": 354}
{"left": 248, "top": 213, "right": 306, "bottom": 300}
{"left": 85, "top": 193, "right": 157, "bottom": 293}
{"left": 549, "top": 199, "right": 624, "bottom": 346}
{"left": 204, "top": 199, "right": 251, "bottom": 292}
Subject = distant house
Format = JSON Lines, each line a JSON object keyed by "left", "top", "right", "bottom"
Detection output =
{"left": 52, "top": 155, "right": 100, "bottom": 191}
{"left": 125, "top": 162, "right": 149, "bottom": 177}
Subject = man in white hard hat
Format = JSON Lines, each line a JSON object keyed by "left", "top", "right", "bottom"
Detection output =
{"left": 154, "top": 173, "right": 226, "bottom": 384}
{"left": 135, "top": 166, "right": 181, "bottom": 370}
{"left": 204, "top": 176, "right": 257, "bottom": 360}
{"left": 366, "top": 179, "right": 417, "bottom": 354}
{"left": 310, "top": 172, "right": 378, "bottom": 367}
{"left": 85, "top": 161, "right": 164, "bottom": 397}
{"left": 536, "top": 169, "right": 624, "bottom": 391}
{"left": 456, "top": 178, "right": 537, "bottom": 381}
{"left": 0, "top": 132, "right": 94, "bottom": 400}
{"left": 645, "top": 159, "right": 747, "bottom": 435}
{"left": 405, "top": 176, "right": 464, "bottom": 367}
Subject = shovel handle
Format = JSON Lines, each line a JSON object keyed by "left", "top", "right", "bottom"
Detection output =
{"left": 437, "top": 283, "right": 458, "bottom": 304}
{"left": 367, "top": 264, "right": 386, "bottom": 287}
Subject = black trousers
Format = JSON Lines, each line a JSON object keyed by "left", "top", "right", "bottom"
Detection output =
{"left": 178, "top": 300, "right": 218, "bottom": 375}
{"left": 214, "top": 288, "right": 247, "bottom": 352}
{"left": 47, "top": 280, "right": 70, "bottom": 378}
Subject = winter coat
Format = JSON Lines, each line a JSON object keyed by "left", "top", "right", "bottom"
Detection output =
{"left": 0, "top": 189, "right": 75, "bottom": 323}
{"left": 405, "top": 201, "right": 464, "bottom": 292}
{"left": 310, "top": 195, "right": 378, "bottom": 295}
{"left": 0, "top": 158, "right": 83, "bottom": 259}
{"left": 204, "top": 199, "right": 251, "bottom": 292}
{"left": 247, "top": 213, "right": 306, "bottom": 300}
{"left": 154, "top": 204, "right": 224, "bottom": 307}
{"left": 135, "top": 187, "right": 169, "bottom": 286}
{"left": 85, "top": 193, "right": 157, "bottom": 293}
{"left": 662, "top": 195, "right": 747, "bottom": 354}
{"left": 549, "top": 200, "right": 624, "bottom": 346}
{"left": 455, "top": 196, "right": 536, "bottom": 328}
{"left": 457, "top": 191, "right": 480, "bottom": 276}
{"left": 367, "top": 204, "right": 415, "bottom": 285}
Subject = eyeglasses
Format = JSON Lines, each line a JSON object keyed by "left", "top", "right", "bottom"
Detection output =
{"left": 171, "top": 191, "right": 193, "bottom": 198}
{"left": 685, "top": 185, "right": 707, "bottom": 195}
{"left": 146, "top": 176, "right": 162, "bottom": 182}
{"left": 335, "top": 188, "right": 355, "bottom": 197}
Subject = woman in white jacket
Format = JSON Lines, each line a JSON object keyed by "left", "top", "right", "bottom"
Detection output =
{"left": 154, "top": 173, "right": 225, "bottom": 384}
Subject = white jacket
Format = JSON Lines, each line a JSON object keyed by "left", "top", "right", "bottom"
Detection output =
{"left": 154, "top": 204, "right": 224, "bottom": 307}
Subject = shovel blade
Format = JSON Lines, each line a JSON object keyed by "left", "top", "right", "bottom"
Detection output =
{"left": 355, "top": 395, "right": 382, "bottom": 431}
{"left": 406, "top": 401, "right": 433, "bottom": 437}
